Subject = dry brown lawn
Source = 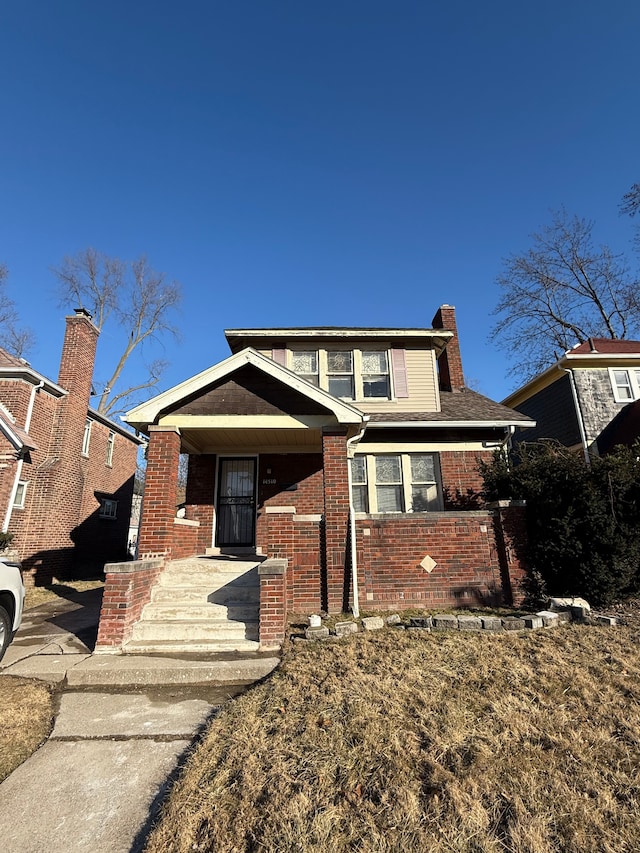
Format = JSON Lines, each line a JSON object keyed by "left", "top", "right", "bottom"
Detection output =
{"left": 24, "top": 579, "right": 104, "bottom": 610}
{"left": 0, "top": 676, "right": 54, "bottom": 782}
{"left": 146, "top": 624, "right": 640, "bottom": 853}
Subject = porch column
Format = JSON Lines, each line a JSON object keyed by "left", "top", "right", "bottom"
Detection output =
{"left": 138, "top": 425, "right": 181, "bottom": 560}
{"left": 322, "top": 428, "right": 350, "bottom": 613}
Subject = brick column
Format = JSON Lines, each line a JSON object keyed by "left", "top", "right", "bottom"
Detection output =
{"left": 258, "top": 558, "right": 288, "bottom": 649}
{"left": 95, "top": 558, "right": 164, "bottom": 651}
{"left": 138, "top": 426, "right": 181, "bottom": 560}
{"left": 322, "top": 429, "right": 350, "bottom": 613}
{"left": 491, "top": 500, "right": 528, "bottom": 606}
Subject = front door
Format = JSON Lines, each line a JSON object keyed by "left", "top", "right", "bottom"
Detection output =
{"left": 215, "top": 458, "right": 257, "bottom": 547}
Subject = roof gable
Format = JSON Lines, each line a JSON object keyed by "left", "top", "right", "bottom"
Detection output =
{"left": 165, "top": 364, "right": 332, "bottom": 418}
{"left": 126, "top": 348, "right": 364, "bottom": 431}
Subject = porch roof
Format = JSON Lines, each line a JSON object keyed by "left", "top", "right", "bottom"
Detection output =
{"left": 126, "top": 348, "right": 365, "bottom": 449}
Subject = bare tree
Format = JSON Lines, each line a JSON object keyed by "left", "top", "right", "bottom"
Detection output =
{"left": 621, "top": 183, "right": 640, "bottom": 218}
{"left": 0, "top": 264, "right": 35, "bottom": 358}
{"left": 53, "top": 249, "right": 182, "bottom": 415}
{"left": 492, "top": 209, "right": 639, "bottom": 381}
{"left": 621, "top": 182, "right": 640, "bottom": 252}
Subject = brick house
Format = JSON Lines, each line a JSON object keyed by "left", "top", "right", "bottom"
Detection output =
{"left": 0, "top": 308, "right": 142, "bottom": 585}
{"left": 502, "top": 338, "right": 640, "bottom": 459}
{"left": 98, "top": 305, "right": 534, "bottom": 651}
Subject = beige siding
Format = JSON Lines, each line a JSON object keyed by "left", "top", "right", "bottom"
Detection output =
{"left": 261, "top": 344, "right": 440, "bottom": 412}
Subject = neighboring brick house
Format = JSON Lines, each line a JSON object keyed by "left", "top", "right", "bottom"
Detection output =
{"left": 119, "top": 305, "right": 533, "bottom": 643}
{"left": 502, "top": 338, "right": 640, "bottom": 459}
{"left": 0, "top": 308, "right": 142, "bottom": 585}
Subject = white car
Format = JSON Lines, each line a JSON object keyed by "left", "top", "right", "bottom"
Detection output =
{"left": 0, "top": 555, "right": 25, "bottom": 661}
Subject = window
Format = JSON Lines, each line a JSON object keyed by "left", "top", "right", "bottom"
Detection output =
{"left": 99, "top": 498, "right": 117, "bottom": 519}
{"left": 352, "top": 453, "right": 442, "bottom": 513}
{"left": 375, "top": 455, "right": 404, "bottom": 511}
{"left": 82, "top": 419, "right": 92, "bottom": 456}
{"left": 610, "top": 368, "right": 640, "bottom": 402}
{"left": 291, "top": 351, "right": 319, "bottom": 386}
{"left": 13, "top": 481, "right": 27, "bottom": 509}
{"left": 327, "top": 351, "right": 354, "bottom": 399}
{"left": 288, "top": 347, "right": 397, "bottom": 401}
{"left": 350, "top": 457, "right": 369, "bottom": 512}
{"left": 106, "top": 431, "right": 115, "bottom": 466}
{"left": 362, "top": 351, "right": 390, "bottom": 398}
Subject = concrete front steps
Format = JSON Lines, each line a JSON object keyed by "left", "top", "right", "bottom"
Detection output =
{"left": 124, "top": 556, "right": 262, "bottom": 654}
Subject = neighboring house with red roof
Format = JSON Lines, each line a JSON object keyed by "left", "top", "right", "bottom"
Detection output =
{"left": 0, "top": 309, "right": 142, "bottom": 585}
{"left": 502, "top": 338, "right": 640, "bottom": 458}
{"left": 96, "top": 306, "right": 535, "bottom": 652}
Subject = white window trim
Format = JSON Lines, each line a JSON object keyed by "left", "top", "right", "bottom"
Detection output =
{"left": 82, "top": 418, "right": 92, "bottom": 457}
{"left": 609, "top": 367, "right": 640, "bottom": 403}
{"left": 106, "top": 431, "right": 115, "bottom": 467}
{"left": 290, "top": 346, "right": 394, "bottom": 401}
{"left": 354, "top": 452, "right": 443, "bottom": 514}
{"left": 100, "top": 498, "right": 118, "bottom": 519}
{"left": 13, "top": 480, "right": 27, "bottom": 509}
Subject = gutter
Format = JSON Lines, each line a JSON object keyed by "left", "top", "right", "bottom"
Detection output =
{"left": 346, "top": 417, "right": 369, "bottom": 619}
{"left": 560, "top": 366, "right": 590, "bottom": 466}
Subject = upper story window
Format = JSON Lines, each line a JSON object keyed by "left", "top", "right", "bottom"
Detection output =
{"left": 82, "top": 418, "right": 92, "bottom": 456}
{"left": 610, "top": 368, "right": 640, "bottom": 402}
{"left": 327, "top": 351, "right": 354, "bottom": 399}
{"left": 291, "top": 351, "right": 319, "bottom": 386}
{"left": 290, "top": 348, "right": 394, "bottom": 401}
{"left": 106, "top": 431, "right": 115, "bottom": 466}
{"left": 362, "top": 351, "right": 390, "bottom": 398}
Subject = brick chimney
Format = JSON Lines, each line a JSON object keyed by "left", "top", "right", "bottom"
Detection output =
{"left": 431, "top": 305, "right": 464, "bottom": 392}
{"left": 54, "top": 308, "right": 100, "bottom": 460}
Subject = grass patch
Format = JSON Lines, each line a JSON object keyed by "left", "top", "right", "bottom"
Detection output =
{"left": 0, "top": 676, "right": 54, "bottom": 782}
{"left": 24, "top": 579, "right": 104, "bottom": 610}
{"left": 146, "top": 625, "right": 640, "bottom": 853}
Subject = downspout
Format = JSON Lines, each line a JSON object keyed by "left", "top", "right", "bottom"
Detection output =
{"left": 560, "top": 365, "right": 590, "bottom": 466}
{"left": 3, "top": 380, "right": 44, "bottom": 532}
{"left": 346, "top": 416, "right": 369, "bottom": 619}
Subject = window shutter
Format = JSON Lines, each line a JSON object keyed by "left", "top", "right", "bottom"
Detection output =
{"left": 391, "top": 349, "right": 409, "bottom": 398}
{"left": 272, "top": 348, "right": 287, "bottom": 366}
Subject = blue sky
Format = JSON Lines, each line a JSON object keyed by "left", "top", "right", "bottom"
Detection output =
{"left": 1, "top": 1, "right": 638, "bottom": 408}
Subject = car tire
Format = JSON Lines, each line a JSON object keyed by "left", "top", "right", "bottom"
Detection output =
{"left": 0, "top": 605, "right": 11, "bottom": 662}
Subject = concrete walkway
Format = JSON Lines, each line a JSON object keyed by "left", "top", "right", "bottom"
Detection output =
{"left": 0, "top": 588, "right": 279, "bottom": 853}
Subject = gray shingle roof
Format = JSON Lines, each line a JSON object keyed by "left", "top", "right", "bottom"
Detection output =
{"left": 366, "top": 389, "right": 535, "bottom": 424}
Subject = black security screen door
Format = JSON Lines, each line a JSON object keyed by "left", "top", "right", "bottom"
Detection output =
{"left": 216, "top": 458, "right": 257, "bottom": 547}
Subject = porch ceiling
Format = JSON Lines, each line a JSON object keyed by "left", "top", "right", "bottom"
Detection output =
{"left": 177, "top": 426, "right": 323, "bottom": 454}
{"left": 158, "top": 413, "right": 337, "bottom": 454}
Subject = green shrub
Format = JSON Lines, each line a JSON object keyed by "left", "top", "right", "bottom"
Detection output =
{"left": 480, "top": 442, "right": 640, "bottom": 606}
{"left": 0, "top": 532, "right": 14, "bottom": 552}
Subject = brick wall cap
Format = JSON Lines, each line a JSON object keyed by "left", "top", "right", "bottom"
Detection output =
{"left": 173, "top": 517, "right": 200, "bottom": 527}
{"left": 259, "top": 557, "right": 288, "bottom": 575}
{"left": 148, "top": 425, "right": 181, "bottom": 434}
{"left": 356, "top": 510, "right": 494, "bottom": 520}
{"left": 104, "top": 558, "right": 164, "bottom": 574}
